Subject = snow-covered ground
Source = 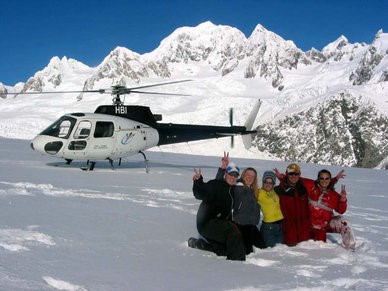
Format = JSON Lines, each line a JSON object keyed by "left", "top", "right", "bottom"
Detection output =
{"left": 1, "top": 137, "right": 387, "bottom": 290}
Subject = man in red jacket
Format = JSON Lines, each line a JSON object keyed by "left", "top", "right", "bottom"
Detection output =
{"left": 308, "top": 169, "right": 356, "bottom": 250}
{"left": 274, "top": 163, "right": 311, "bottom": 246}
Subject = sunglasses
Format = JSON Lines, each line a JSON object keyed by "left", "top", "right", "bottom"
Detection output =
{"left": 287, "top": 172, "right": 300, "bottom": 176}
{"left": 264, "top": 181, "right": 274, "bottom": 185}
{"left": 319, "top": 177, "right": 330, "bottom": 181}
{"left": 227, "top": 173, "right": 239, "bottom": 178}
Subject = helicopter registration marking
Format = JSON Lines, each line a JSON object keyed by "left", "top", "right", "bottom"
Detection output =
{"left": 93, "top": 145, "right": 108, "bottom": 150}
{"left": 115, "top": 106, "right": 127, "bottom": 114}
{"left": 121, "top": 132, "right": 135, "bottom": 145}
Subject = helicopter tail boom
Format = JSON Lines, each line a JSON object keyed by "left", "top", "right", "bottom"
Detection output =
{"left": 156, "top": 124, "right": 255, "bottom": 146}
{"left": 157, "top": 99, "right": 261, "bottom": 147}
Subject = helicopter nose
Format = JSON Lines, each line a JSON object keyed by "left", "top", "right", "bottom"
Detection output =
{"left": 31, "top": 135, "right": 64, "bottom": 155}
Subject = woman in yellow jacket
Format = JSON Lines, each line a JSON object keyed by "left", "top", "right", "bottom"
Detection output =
{"left": 257, "top": 171, "right": 284, "bottom": 247}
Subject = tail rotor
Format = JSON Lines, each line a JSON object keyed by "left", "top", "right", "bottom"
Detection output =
{"left": 229, "top": 108, "right": 234, "bottom": 148}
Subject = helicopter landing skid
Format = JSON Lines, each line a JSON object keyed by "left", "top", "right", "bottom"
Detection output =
{"left": 108, "top": 158, "right": 115, "bottom": 170}
{"left": 139, "top": 151, "right": 149, "bottom": 173}
{"left": 81, "top": 161, "right": 96, "bottom": 171}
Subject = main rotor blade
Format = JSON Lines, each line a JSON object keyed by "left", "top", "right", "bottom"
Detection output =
{"left": 129, "top": 90, "right": 190, "bottom": 96}
{"left": 127, "top": 79, "right": 192, "bottom": 91}
{"left": 2, "top": 89, "right": 106, "bottom": 96}
{"left": 1, "top": 79, "right": 192, "bottom": 97}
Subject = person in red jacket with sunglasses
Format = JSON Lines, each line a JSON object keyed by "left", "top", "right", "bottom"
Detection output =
{"left": 308, "top": 169, "right": 356, "bottom": 250}
{"left": 273, "top": 163, "right": 311, "bottom": 246}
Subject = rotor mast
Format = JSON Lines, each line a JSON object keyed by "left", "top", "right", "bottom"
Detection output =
{"left": 111, "top": 85, "right": 126, "bottom": 105}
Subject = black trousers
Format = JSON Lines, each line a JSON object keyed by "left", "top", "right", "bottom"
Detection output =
{"left": 200, "top": 218, "right": 246, "bottom": 261}
{"left": 236, "top": 224, "right": 266, "bottom": 254}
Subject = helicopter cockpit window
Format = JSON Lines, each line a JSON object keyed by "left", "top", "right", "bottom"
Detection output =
{"left": 40, "top": 116, "right": 76, "bottom": 139}
{"left": 94, "top": 121, "right": 114, "bottom": 138}
{"left": 74, "top": 121, "right": 92, "bottom": 139}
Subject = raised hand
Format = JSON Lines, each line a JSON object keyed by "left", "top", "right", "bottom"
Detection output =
{"left": 340, "top": 184, "right": 347, "bottom": 201}
{"left": 193, "top": 168, "right": 202, "bottom": 180}
{"left": 221, "top": 151, "right": 229, "bottom": 169}
{"left": 336, "top": 169, "right": 346, "bottom": 180}
{"left": 273, "top": 168, "right": 282, "bottom": 179}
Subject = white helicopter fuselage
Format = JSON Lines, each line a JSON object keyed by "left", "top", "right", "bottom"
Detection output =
{"left": 31, "top": 113, "right": 159, "bottom": 162}
{"left": 30, "top": 100, "right": 262, "bottom": 170}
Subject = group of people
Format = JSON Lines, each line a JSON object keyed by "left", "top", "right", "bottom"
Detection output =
{"left": 188, "top": 152, "right": 356, "bottom": 261}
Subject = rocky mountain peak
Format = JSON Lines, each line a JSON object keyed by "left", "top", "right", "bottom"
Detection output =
{"left": 245, "top": 23, "right": 310, "bottom": 88}
{"left": 349, "top": 30, "right": 387, "bottom": 85}
{"left": 20, "top": 56, "right": 89, "bottom": 93}
{"left": 323, "top": 35, "right": 349, "bottom": 52}
{"left": 79, "top": 46, "right": 149, "bottom": 95}
{"left": 371, "top": 29, "right": 388, "bottom": 53}
{"left": 247, "top": 23, "right": 292, "bottom": 49}
{"left": 320, "top": 35, "right": 354, "bottom": 61}
{"left": 150, "top": 21, "right": 247, "bottom": 68}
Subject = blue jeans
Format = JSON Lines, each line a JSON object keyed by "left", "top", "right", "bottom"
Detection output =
{"left": 260, "top": 221, "right": 284, "bottom": 248}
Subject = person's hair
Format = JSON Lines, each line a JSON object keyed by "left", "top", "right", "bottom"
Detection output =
{"left": 316, "top": 169, "right": 334, "bottom": 189}
{"left": 241, "top": 167, "right": 259, "bottom": 198}
{"left": 317, "top": 169, "right": 331, "bottom": 179}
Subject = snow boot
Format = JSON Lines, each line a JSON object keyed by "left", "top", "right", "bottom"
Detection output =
{"left": 341, "top": 223, "right": 356, "bottom": 250}
{"left": 188, "top": 237, "right": 214, "bottom": 252}
{"left": 328, "top": 216, "right": 356, "bottom": 250}
{"left": 188, "top": 237, "right": 198, "bottom": 248}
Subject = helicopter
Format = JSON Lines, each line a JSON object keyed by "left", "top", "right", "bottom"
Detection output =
{"left": 4, "top": 80, "right": 262, "bottom": 171}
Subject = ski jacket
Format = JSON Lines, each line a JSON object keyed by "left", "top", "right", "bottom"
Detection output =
{"left": 192, "top": 177, "right": 235, "bottom": 232}
{"left": 274, "top": 178, "right": 311, "bottom": 245}
{"left": 215, "top": 168, "right": 260, "bottom": 226}
{"left": 257, "top": 188, "right": 284, "bottom": 223}
{"left": 308, "top": 184, "right": 347, "bottom": 230}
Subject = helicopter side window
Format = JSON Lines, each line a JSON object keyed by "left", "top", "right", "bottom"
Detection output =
{"left": 40, "top": 116, "right": 76, "bottom": 139}
{"left": 94, "top": 121, "right": 114, "bottom": 138}
{"left": 68, "top": 140, "right": 87, "bottom": 151}
{"left": 74, "top": 121, "right": 92, "bottom": 139}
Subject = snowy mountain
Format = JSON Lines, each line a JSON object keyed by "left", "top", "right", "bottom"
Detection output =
{"left": 0, "top": 21, "right": 387, "bottom": 168}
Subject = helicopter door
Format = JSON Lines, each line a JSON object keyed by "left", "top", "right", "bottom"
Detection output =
{"left": 64, "top": 120, "right": 93, "bottom": 159}
{"left": 85, "top": 121, "right": 115, "bottom": 160}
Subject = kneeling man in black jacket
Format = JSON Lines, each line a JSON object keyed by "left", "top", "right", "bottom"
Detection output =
{"left": 188, "top": 163, "right": 246, "bottom": 261}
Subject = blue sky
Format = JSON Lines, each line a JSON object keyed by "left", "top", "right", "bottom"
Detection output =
{"left": 1, "top": 0, "right": 387, "bottom": 86}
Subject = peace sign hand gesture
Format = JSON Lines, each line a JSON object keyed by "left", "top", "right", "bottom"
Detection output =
{"left": 193, "top": 168, "right": 202, "bottom": 180}
{"left": 221, "top": 151, "right": 229, "bottom": 169}
{"left": 273, "top": 168, "right": 282, "bottom": 179}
